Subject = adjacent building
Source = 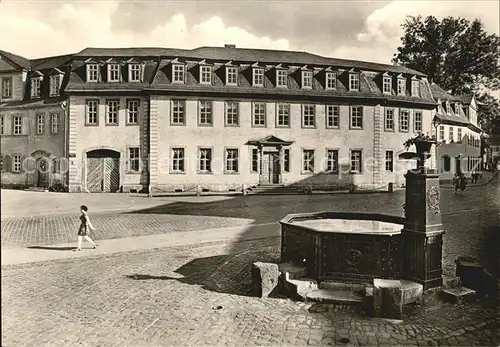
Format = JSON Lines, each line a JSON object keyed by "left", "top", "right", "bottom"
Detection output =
{"left": 1, "top": 45, "right": 484, "bottom": 193}
{"left": 0, "top": 50, "right": 71, "bottom": 190}
{"left": 429, "top": 83, "right": 482, "bottom": 181}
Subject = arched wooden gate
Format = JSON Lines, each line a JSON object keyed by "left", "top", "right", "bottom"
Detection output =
{"left": 86, "top": 149, "right": 120, "bottom": 193}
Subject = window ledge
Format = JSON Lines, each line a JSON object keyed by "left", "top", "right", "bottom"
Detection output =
{"left": 169, "top": 171, "right": 186, "bottom": 175}
{"left": 197, "top": 171, "right": 213, "bottom": 175}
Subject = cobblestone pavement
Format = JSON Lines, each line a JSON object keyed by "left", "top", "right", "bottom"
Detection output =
{"left": 2, "top": 179, "right": 499, "bottom": 280}
{"left": 2, "top": 238, "right": 499, "bottom": 347}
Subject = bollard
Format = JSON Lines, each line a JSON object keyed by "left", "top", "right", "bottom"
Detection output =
{"left": 196, "top": 185, "right": 202, "bottom": 196}
{"left": 388, "top": 182, "right": 394, "bottom": 193}
{"left": 242, "top": 183, "right": 247, "bottom": 196}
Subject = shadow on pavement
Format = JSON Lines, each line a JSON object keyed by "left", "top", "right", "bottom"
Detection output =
{"left": 27, "top": 246, "right": 76, "bottom": 251}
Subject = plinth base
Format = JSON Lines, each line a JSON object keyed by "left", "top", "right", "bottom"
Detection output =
{"left": 402, "top": 229, "right": 444, "bottom": 291}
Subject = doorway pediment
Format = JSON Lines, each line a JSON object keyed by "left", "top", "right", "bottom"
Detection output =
{"left": 247, "top": 135, "right": 294, "bottom": 147}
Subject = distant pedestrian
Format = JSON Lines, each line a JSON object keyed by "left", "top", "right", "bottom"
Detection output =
{"left": 459, "top": 173, "right": 467, "bottom": 194}
{"left": 453, "top": 173, "right": 461, "bottom": 194}
{"left": 74, "top": 205, "right": 97, "bottom": 251}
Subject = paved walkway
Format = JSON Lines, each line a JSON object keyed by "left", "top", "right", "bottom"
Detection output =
{"left": 2, "top": 229, "right": 499, "bottom": 346}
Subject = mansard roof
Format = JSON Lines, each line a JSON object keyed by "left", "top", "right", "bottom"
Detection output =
{"left": 74, "top": 46, "right": 427, "bottom": 77}
{"left": 0, "top": 49, "right": 31, "bottom": 69}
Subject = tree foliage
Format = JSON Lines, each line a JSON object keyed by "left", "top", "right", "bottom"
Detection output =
{"left": 393, "top": 15, "right": 500, "bottom": 131}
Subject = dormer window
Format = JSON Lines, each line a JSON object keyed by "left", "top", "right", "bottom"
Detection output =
{"left": 276, "top": 69, "right": 287, "bottom": 88}
{"left": 31, "top": 77, "right": 41, "bottom": 98}
{"left": 302, "top": 70, "right": 313, "bottom": 89}
{"left": 200, "top": 65, "right": 212, "bottom": 84}
{"left": 397, "top": 77, "right": 406, "bottom": 95}
{"left": 49, "top": 75, "right": 61, "bottom": 96}
{"left": 349, "top": 73, "right": 359, "bottom": 91}
{"left": 411, "top": 78, "right": 420, "bottom": 97}
{"left": 325, "top": 72, "right": 336, "bottom": 89}
{"left": 107, "top": 64, "right": 120, "bottom": 82}
{"left": 87, "top": 64, "right": 99, "bottom": 82}
{"left": 383, "top": 76, "right": 392, "bottom": 94}
{"left": 226, "top": 66, "right": 238, "bottom": 86}
{"left": 172, "top": 64, "right": 185, "bottom": 83}
{"left": 253, "top": 68, "right": 264, "bottom": 87}
{"left": 446, "top": 101, "right": 452, "bottom": 114}
{"left": 129, "top": 64, "right": 141, "bottom": 82}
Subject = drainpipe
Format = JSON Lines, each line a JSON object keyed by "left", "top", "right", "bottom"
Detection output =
{"left": 61, "top": 98, "right": 68, "bottom": 191}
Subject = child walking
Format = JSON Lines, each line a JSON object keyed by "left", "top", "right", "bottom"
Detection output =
{"left": 74, "top": 205, "right": 98, "bottom": 251}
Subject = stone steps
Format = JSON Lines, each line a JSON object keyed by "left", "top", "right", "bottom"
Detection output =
{"left": 246, "top": 185, "right": 301, "bottom": 195}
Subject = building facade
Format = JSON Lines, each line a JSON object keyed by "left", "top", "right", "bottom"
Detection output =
{"left": 0, "top": 50, "right": 71, "bottom": 190}
{"left": 65, "top": 46, "right": 437, "bottom": 194}
{"left": 4, "top": 45, "right": 482, "bottom": 194}
{"left": 429, "top": 83, "right": 482, "bottom": 181}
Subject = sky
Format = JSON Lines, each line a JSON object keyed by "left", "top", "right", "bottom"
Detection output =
{"left": 0, "top": 1, "right": 498, "bottom": 90}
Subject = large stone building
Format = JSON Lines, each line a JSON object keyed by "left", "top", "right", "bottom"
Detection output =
{"left": 0, "top": 50, "right": 72, "bottom": 190}
{"left": 1, "top": 45, "right": 484, "bottom": 193}
{"left": 429, "top": 83, "right": 482, "bottom": 181}
{"left": 64, "top": 46, "right": 438, "bottom": 193}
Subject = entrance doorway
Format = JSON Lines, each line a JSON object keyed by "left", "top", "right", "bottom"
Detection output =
{"left": 86, "top": 149, "right": 120, "bottom": 193}
{"left": 37, "top": 158, "right": 49, "bottom": 188}
{"left": 260, "top": 152, "right": 280, "bottom": 184}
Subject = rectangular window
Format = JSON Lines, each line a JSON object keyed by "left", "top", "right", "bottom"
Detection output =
{"left": 457, "top": 128, "right": 462, "bottom": 143}
{"left": 251, "top": 148, "right": 259, "bottom": 173}
{"left": 171, "top": 148, "right": 185, "bottom": 172}
{"left": 446, "top": 102, "right": 452, "bottom": 114}
{"left": 0, "top": 115, "right": 4, "bottom": 135}
{"left": 199, "top": 100, "right": 212, "bottom": 125}
{"left": 13, "top": 115, "right": 22, "bottom": 135}
{"left": 252, "top": 102, "right": 266, "bottom": 127}
{"left": 383, "top": 77, "right": 391, "bottom": 94}
{"left": 171, "top": 100, "right": 185, "bottom": 125}
{"left": 129, "top": 64, "right": 141, "bottom": 82}
{"left": 385, "top": 108, "right": 394, "bottom": 131}
{"left": 276, "top": 69, "right": 287, "bottom": 87}
{"left": 225, "top": 148, "right": 239, "bottom": 173}
{"left": 385, "top": 151, "right": 394, "bottom": 172}
{"left": 13, "top": 155, "right": 21, "bottom": 173}
{"left": 31, "top": 78, "right": 41, "bottom": 98}
{"left": 283, "top": 149, "right": 290, "bottom": 173}
{"left": 51, "top": 113, "right": 59, "bottom": 134}
{"left": 439, "top": 126, "right": 445, "bottom": 141}
{"left": 414, "top": 111, "right": 422, "bottom": 132}
{"left": 411, "top": 80, "right": 420, "bottom": 97}
{"left": 36, "top": 114, "right": 44, "bottom": 135}
{"left": 399, "top": 110, "right": 410, "bottom": 132}
{"left": 87, "top": 64, "right": 99, "bottom": 82}
{"left": 52, "top": 158, "right": 59, "bottom": 174}
{"left": 172, "top": 64, "right": 185, "bottom": 83}
{"left": 106, "top": 100, "right": 119, "bottom": 125}
{"left": 302, "top": 104, "right": 315, "bottom": 128}
{"left": 350, "top": 106, "right": 363, "bottom": 129}
{"left": 2, "top": 77, "right": 12, "bottom": 98}
{"left": 199, "top": 148, "right": 212, "bottom": 173}
{"left": 200, "top": 66, "right": 212, "bottom": 84}
{"left": 326, "top": 149, "right": 338, "bottom": 173}
{"left": 86, "top": 100, "right": 99, "bottom": 125}
{"left": 108, "top": 64, "right": 120, "bottom": 82}
{"left": 350, "top": 150, "right": 362, "bottom": 173}
{"left": 349, "top": 73, "right": 359, "bottom": 91}
{"left": 397, "top": 78, "right": 406, "bottom": 95}
{"left": 127, "top": 99, "right": 139, "bottom": 124}
{"left": 325, "top": 72, "right": 336, "bottom": 89}
{"left": 253, "top": 68, "right": 264, "bottom": 86}
{"left": 226, "top": 67, "right": 238, "bottom": 85}
{"left": 449, "top": 127, "right": 454, "bottom": 142}
{"left": 302, "top": 149, "right": 314, "bottom": 173}
{"left": 225, "top": 101, "right": 239, "bottom": 126}
{"left": 302, "top": 71, "right": 313, "bottom": 88}
{"left": 49, "top": 75, "right": 60, "bottom": 96}
{"left": 276, "top": 103, "right": 290, "bottom": 127}
{"left": 128, "top": 147, "right": 140, "bottom": 172}
{"left": 326, "top": 105, "right": 339, "bottom": 128}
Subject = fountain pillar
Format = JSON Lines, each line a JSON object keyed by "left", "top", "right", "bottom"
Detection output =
{"left": 402, "top": 140, "right": 445, "bottom": 290}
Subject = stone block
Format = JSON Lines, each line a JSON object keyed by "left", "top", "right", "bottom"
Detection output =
{"left": 400, "top": 280, "right": 423, "bottom": 305}
{"left": 455, "top": 257, "right": 485, "bottom": 296}
{"left": 441, "top": 287, "right": 476, "bottom": 304}
{"left": 251, "top": 262, "right": 280, "bottom": 298}
{"left": 373, "top": 279, "right": 403, "bottom": 320}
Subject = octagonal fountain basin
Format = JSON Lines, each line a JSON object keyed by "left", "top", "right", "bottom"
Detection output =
{"left": 280, "top": 212, "right": 405, "bottom": 282}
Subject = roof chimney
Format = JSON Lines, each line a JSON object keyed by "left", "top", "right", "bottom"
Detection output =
{"left": 224, "top": 44, "right": 236, "bottom": 48}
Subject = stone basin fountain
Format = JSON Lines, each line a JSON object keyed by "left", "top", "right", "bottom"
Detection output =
{"left": 252, "top": 134, "right": 448, "bottom": 319}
